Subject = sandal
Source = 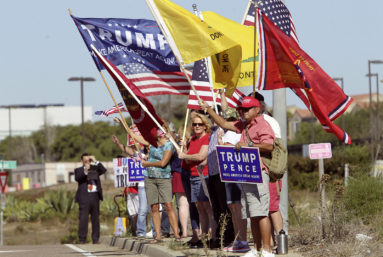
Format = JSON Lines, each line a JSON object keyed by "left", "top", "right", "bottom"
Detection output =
{"left": 149, "top": 239, "right": 164, "bottom": 244}
{"left": 174, "top": 237, "right": 183, "bottom": 243}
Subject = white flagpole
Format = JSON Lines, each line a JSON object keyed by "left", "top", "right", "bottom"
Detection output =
{"left": 193, "top": 7, "right": 218, "bottom": 113}
{"left": 91, "top": 45, "right": 180, "bottom": 151}
{"left": 145, "top": 0, "right": 202, "bottom": 103}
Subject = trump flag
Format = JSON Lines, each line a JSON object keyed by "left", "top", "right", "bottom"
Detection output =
{"left": 71, "top": 16, "right": 180, "bottom": 72}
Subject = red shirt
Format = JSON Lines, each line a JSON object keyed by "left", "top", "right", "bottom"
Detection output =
{"left": 181, "top": 134, "right": 209, "bottom": 176}
{"left": 234, "top": 115, "right": 275, "bottom": 172}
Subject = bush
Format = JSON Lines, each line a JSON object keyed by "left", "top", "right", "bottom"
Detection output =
{"left": 60, "top": 225, "right": 91, "bottom": 244}
{"left": 288, "top": 145, "right": 371, "bottom": 191}
{"left": 36, "top": 188, "right": 75, "bottom": 214}
{"left": 342, "top": 170, "right": 383, "bottom": 222}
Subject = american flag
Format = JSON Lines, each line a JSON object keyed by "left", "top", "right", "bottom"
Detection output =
{"left": 122, "top": 63, "right": 192, "bottom": 96}
{"left": 244, "top": 0, "right": 298, "bottom": 44}
{"left": 187, "top": 59, "right": 245, "bottom": 110}
{"left": 94, "top": 103, "right": 127, "bottom": 117}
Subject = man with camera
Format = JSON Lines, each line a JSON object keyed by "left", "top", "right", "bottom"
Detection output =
{"left": 75, "top": 153, "right": 107, "bottom": 244}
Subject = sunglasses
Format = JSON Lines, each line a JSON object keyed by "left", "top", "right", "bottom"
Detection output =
{"left": 192, "top": 123, "right": 205, "bottom": 127}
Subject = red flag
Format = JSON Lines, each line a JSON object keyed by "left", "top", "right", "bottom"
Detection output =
{"left": 91, "top": 47, "right": 163, "bottom": 147}
{"left": 258, "top": 11, "right": 353, "bottom": 144}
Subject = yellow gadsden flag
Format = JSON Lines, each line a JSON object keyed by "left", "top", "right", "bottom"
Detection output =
{"left": 202, "top": 11, "right": 259, "bottom": 91}
{"left": 149, "top": 0, "right": 242, "bottom": 96}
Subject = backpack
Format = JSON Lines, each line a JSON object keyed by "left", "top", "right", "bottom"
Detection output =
{"left": 245, "top": 125, "right": 288, "bottom": 186}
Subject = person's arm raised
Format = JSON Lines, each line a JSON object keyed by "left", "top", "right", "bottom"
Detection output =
{"left": 141, "top": 149, "right": 173, "bottom": 168}
{"left": 219, "top": 89, "right": 228, "bottom": 112}
{"left": 113, "top": 118, "right": 150, "bottom": 146}
{"left": 177, "top": 144, "right": 208, "bottom": 162}
{"left": 199, "top": 100, "right": 236, "bottom": 132}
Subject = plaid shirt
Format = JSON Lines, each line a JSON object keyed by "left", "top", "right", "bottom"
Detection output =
{"left": 207, "top": 126, "right": 220, "bottom": 176}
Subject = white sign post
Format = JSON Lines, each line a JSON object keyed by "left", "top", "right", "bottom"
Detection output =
{"left": 0, "top": 172, "right": 8, "bottom": 247}
{"left": 309, "top": 143, "right": 332, "bottom": 209}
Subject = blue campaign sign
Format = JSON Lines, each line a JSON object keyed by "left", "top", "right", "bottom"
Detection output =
{"left": 127, "top": 159, "right": 146, "bottom": 182}
{"left": 71, "top": 16, "right": 180, "bottom": 72}
{"left": 216, "top": 146, "right": 263, "bottom": 184}
{"left": 113, "top": 158, "right": 145, "bottom": 188}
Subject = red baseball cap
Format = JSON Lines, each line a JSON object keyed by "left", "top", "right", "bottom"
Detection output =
{"left": 237, "top": 96, "right": 260, "bottom": 109}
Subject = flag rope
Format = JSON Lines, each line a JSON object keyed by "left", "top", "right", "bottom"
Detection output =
{"left": 91, "top": 45, "right": 180, "bottom": 151}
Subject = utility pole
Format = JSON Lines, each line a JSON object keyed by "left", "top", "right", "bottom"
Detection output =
{"left": 68, "top": 77, "right": 96, "bottom": 153}
{"left": 8, "top": 107, "right": 11, "bottom": 159}
{"left": 274, "top": 0, "right": 289, "bottom": 235}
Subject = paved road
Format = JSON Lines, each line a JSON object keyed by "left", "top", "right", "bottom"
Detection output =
{"left": 0, "top": 244, "right": 137, "bottom": 257}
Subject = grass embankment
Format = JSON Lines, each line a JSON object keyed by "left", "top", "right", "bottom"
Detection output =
{"left": 3, "top": 180, "right": 122, "bottom": 245}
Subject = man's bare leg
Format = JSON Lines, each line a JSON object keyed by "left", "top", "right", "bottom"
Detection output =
{"left": 251, "top": 216, "right": 272, "bottom": 253}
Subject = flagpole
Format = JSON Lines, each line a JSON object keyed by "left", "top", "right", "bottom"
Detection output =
{"left": 180, "top": 109, "right": 190, "bottom": 153}
{"left": 91, "top": 45, "right": 180, "bottom": 151}
{"left": 241, "top": 0, "right": 252, "bottom": 24}
{"left": 68, "top": 9, "right": 142, "bottom": 154}
{"left": 98, "top": 70, "right": 143, "bottom": 154}
{"left": 253, "top": 2, "right": 258, "bottom": 98}
{"left": 192, "top": 5, "right": 218, "bottom": 113}
{"left": 145, "top": 0, "right": 202, "bottom": 104}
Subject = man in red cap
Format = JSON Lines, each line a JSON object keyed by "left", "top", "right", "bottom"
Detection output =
{"left": 199, "top": 96, "right": 275, "bottom": 257}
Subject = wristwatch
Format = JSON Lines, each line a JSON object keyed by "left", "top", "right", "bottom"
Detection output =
{"left": 248, "top": 141, "right": 254, "bottom": 147}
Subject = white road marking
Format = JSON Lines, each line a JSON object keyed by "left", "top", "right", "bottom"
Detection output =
{"left": 65, "top": 244, "right": 97, "bottom": 257}
{"left": 0, "top": 251, "right": 33, "bottom": 253}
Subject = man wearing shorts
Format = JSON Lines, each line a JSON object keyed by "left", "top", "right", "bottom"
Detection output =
{"left": 252, "top": 92, "right": 284, "bottom": 252}
{"left": 200, "top": 96, "right": 275, "bottom": 257}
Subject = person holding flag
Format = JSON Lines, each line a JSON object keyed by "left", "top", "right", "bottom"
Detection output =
{"left": 127, "top": 120, "right": 182, "bottom": 243}
{"left": 199, "top": 97, "right": 276, "bottom": 257}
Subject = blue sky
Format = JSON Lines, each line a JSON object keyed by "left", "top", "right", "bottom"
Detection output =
{"left": 1, "top": 0, "right": 382, "bottom": 121}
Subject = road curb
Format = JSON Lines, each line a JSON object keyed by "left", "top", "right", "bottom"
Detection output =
{"left": 100, "top": 236, "right": 186, "bottom": 257}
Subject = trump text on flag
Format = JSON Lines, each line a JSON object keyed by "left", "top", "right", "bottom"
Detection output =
{"left": 216, "top": 146, "right": 263, "bottom": 184}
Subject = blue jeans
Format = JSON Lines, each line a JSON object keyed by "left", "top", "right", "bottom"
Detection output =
{"left": 181, "top": 167, "right": 200, "bottom": 230}
{"left": 137, "top": 186, "right": 155, "bottom": 236}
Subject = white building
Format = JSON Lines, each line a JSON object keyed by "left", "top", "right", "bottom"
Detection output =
{"left": 0, "top": 105, "right": 92, "bottom": 141}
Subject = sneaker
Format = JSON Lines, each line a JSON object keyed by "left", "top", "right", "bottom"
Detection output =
{"left": 146, "top": 231, "right": 153, "bottom": 239}
{"left": 243, "top": 249, "right": 259, "bottom": 257}
{"left": 232, "top": 242, "right": 251, "bottom": 253}
{"left": 136, "top": 235, "right": 146, "bottom": 240}
{"left": 261, "top": 249, "right": 275, "bottom": 257}
{"left": 209, "top": 239, "right": 221, "bottom": 249}
{"left": 223, "top": 241, "right": 236, "bottom": 251}
{"left": 189, "top": 240, "right": 203, "bottom": 249}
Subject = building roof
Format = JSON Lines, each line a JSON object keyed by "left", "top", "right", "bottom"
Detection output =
{"left": 295, "top": 109, "right": 312, "bottom": 118}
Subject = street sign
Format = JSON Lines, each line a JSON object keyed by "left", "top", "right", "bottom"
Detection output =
{"left": 309, "top": 143, "right": 332, "bottom": 159}
{"left": 0, "top": 194, "right": 5, "bottom": 210}
{"left": 0, "top": 173, "right": 8, "bottom": 193}
{"left": 0, "top": 161, "right": 17, "bottom": 169}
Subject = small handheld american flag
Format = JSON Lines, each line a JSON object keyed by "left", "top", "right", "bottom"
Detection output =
{"left": 94, "top": 103, "right": 128, "bottom": 117}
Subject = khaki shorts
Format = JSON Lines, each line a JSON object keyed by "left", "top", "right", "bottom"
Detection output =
{"left": 241, "top": 169, "right": 270, "bottom": 218}
{"left": 145, "top": 177, "right": 173, "bottom": 206}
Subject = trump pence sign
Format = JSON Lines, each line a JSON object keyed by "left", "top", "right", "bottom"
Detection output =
{"left": 113, "top": 158, "right": 146, "bottom": 188}
{"left": 216, "top": 146, "right": 263, "bottom": 184}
